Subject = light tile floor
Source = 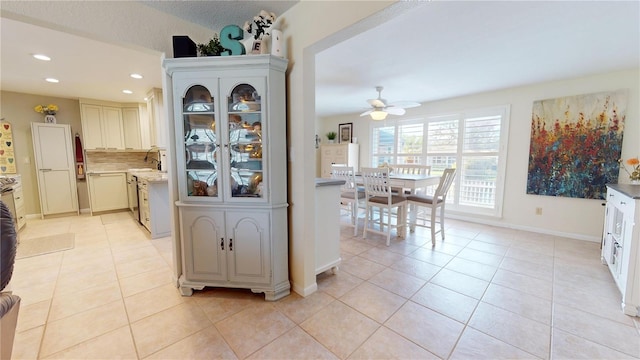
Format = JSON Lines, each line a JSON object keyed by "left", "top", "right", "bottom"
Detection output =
{"left": 7, "top": 211, "right": 640, "bottom": 359}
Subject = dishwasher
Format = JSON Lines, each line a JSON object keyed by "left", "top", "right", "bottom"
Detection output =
{"left": 126, "top": 173, "right": 139, "bottom": 222}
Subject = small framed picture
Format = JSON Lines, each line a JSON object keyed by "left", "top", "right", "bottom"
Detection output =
{"left": 338, "top": 122, "right": 353, "bottom": 143}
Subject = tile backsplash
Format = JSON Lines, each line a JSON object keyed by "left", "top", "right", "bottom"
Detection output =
{"left": 85, "top": 150, "right": 160, "bottom": 172}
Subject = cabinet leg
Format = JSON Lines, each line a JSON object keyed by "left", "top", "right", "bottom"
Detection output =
{"left": 179, "top": 286, "right": 194, "bottom": 296}
{"left": 330, "top": 266, "right": 339, "bottom": 274}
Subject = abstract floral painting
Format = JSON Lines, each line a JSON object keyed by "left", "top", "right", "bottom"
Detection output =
{"left": 526, "top": 90, "right": 627, "bottom": 199}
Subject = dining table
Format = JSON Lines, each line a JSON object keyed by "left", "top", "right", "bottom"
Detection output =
{"left": 354, "top": 173, "right": 441, "bottom": 194}
{"left": 353, "top": 172, "right": 441, "bottom": 238}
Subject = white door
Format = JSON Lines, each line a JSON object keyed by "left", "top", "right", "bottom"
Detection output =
{"left": 31, "top": 123, "right": 79, "bottom": 217}
{"left": 226, "top": 211, "right": 271, "bottom": 284}
{"left": 180, "top": 207, "right": 227, "bottom": 282}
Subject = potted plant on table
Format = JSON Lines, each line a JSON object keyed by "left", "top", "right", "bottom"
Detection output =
{"left": 326, "top": 131, "right": 337, "bottom": 144}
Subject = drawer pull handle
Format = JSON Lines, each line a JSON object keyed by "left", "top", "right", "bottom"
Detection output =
{"left": 220, "top": 238, "right": 224, "bottom": 250}
{"left": 229, "top": 238, "right": 233, "bottom": 251}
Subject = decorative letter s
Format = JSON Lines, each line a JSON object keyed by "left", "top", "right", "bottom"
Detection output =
{"left": 220, "top": 25, "right": 246, "bottom": 56}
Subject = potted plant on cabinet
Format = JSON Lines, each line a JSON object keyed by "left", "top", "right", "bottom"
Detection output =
{"left": 197, "top": 34, "right": 224, "bottom": 56}
{"left": 326, "top": 131, "right": 337, "bottom": 144}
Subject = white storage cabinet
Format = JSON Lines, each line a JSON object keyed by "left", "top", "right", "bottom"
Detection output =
{"left": 320, "top": 143, "right": 359, "bottom": 178}
{"left": 31, "top": 123, "right": 80, "bottom": 217}
{"left": 602, "top": 185, "right": 640, "bottom": 316}
{"left": 164, "top": 55, "right": 289, "bottom": 300}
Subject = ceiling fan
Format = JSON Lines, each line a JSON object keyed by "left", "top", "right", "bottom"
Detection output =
{"left": 360, "top": 86, "right": 421, "bottom": 120}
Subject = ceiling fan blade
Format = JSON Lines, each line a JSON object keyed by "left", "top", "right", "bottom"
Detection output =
{"left": 367, "top": 99, "right": 386, "bottom": 108}
{"left": 360, "top": 109, "right": 373, "bottom": 116}
{"left": 389, "top": 101, "right": 421, "bottom": 109}
{"left": 386, "top": 107, "right": 406, "bottom": 116}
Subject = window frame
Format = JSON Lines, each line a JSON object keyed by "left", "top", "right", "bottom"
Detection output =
{"left": 369, "top": 105, "right": 510, "bottom": 218}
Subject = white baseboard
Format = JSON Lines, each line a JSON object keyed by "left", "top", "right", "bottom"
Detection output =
{"left": 291, "top": 281, "right": 318, "bottom": 297}
{"left": 446, "top": 213, "right": 601, "bottom": 243}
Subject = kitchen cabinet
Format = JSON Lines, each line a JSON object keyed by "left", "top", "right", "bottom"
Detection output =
{"left": 31, "top": 123, "right": 79, "bottom": 217}
{"left": 164, "top": 55, "right": 289, "bottom": 300}
{"left": 320, "top": 143, "right": 359, "bottom": 178}
{"left": 122, "top": 106, "right": 142, "bottom": 149}
{"left": 80, "top": 103, "right": 125, "bottom": 149}
{"left": 179, "top": 207, "right": 272, "bottom": 285}
{"left": 2, "top": 175, "right": 26, "bottom": 231}
{"left": 146, "top": 88, "right": 167, "bottom": 149}
{"left": 11, "top": 178, "right": 26, "bottom": 231}
{"left": 602, "top": 185, "right": 640, "bottom": 316}
{"left": 137, "top": 176, "right": 170, "bottom": 238}
{"left": 87, "top": 172, "right": 128, "bottom": 214}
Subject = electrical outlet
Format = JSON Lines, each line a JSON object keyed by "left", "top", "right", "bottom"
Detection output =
{"left": 535, "top": 207, "right": 542, "bottom": 215}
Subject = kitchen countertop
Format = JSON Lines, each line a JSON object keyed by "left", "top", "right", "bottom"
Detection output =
{"left": 607, "top": 183, "right": 640, "bottom": 199}
{"left": 129, "top": 171, "right": 168, "bottom": 183}
{"left": 88, "top": 169, "right": 168, "bottom": 183}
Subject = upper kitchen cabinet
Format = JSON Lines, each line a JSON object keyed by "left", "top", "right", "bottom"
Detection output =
{"left": 80, "top": 99, "right": 147, "bottom": 150}
{"left": 80, "top": 103, "right": 124, "bottom": 149}
{"left": 122, "top": 106, "right": 142, "bottom": 150}
{"left": 146, "top": 88, "right": 167, "bottom": 149}
{"left": 164, "top": 55, "right": 289, "bottom": 300}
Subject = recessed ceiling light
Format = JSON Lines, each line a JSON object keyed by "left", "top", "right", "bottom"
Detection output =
{"left": 33, "top": 54, "right": 51, "bottom": 61}
{"left": 45, "top": 78, "right": 59, "bottom": 83}
{"left": 122, "top": 90, "right": 133, "bottom": 94}
{"left": 130, "top": 73, "right": 143, "bottom": 79}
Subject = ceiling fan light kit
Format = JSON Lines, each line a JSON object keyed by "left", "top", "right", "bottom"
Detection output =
{"left": 370, "top": 110, "right": 388, "bottom": 120}
{"left": 360, "top": 86, "right": 420, "bottom": 120}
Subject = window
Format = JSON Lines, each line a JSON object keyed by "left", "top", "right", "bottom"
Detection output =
{"left": 370, "top": 106, "right": 510, "bottom": 217}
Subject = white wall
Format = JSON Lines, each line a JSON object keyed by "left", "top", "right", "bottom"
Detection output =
{"left": 282, "top": 0, "right": 396, "bottom": 296}
{"left": 319, "top": 68, "right": 640, "bottom": 241}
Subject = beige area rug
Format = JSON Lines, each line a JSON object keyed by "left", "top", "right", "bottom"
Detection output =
{"left": 100, "top": 211, "right": 134, "bottom": 225}
{"left": 16, "top": 233, "right": 75, "bottom": 259}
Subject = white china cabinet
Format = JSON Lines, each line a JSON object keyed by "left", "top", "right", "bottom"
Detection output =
{"left": 163, "top": 55, "right": 289, "bottom": 301}
{"left": 602, "top": 184, "right": 640, "bottom": 316}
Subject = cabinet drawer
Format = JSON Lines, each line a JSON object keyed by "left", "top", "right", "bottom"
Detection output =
{"left": 608, "top": 189, "right": 635, "bottom": 218}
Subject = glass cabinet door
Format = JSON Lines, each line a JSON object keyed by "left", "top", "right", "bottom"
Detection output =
{"left": 226, "top": 83, "right": 264, "bottom": 199}
{"left": 182, "top": 85, "right": 220, "bottom": 198}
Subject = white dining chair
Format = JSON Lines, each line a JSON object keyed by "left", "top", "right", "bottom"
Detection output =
{"left": 361, "top": 167, "right": 408, "bottom": 246}
{"left": 406, "top": 168, "right": 456, "bottom": 246}
{"left": 331, "top": 165, "right": 365, "bottom": 236}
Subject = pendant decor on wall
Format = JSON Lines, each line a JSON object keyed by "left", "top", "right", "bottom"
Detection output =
{"left": 0, "top": 121, "right": 16, "bottom": 174}
{"left": 526, "top": 89, "right": 628, "bottom": 200}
